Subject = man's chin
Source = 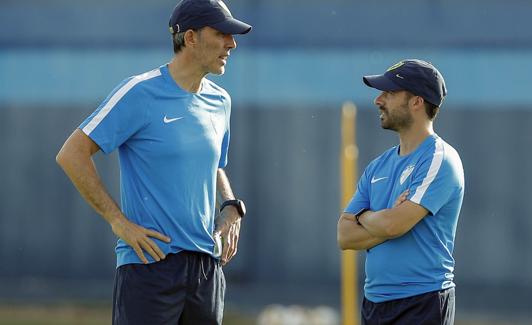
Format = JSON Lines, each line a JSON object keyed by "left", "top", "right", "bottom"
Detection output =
{"left": 210, "top": 67, "right": 225, "bottom": 76}
{"left": 381, "top": 122, "right": 392, "bottom": 130}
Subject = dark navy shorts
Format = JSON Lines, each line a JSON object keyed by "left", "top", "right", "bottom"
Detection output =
{"left": 112, "top": 251, "right": 225, "bottom": 325}
{"left": 362, "top": 287, "right": 455, "bottom": 325}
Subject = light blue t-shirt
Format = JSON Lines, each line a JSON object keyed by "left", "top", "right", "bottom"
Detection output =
{"left": 79, "top": 64, "right": 231, "bottom": 267}
{"left": 345, "top": 134, "right": 464, "bottom": 303}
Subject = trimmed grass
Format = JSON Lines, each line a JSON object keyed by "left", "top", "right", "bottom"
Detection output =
{"left": 0, "top": 305, "right": 110, "bottom": 325}
{"left": 0, "top": 305, "right": 255, "bottom": 325}
{"left": 0, "top": 305, "right": 528, "bottom": 325}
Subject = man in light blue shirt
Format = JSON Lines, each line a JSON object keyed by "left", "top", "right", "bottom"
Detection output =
{"left": 338, "top": 59, "right": 464, "bottom": 325}
{"left": 57, "top": 0, "right": 251, "bottom": 324}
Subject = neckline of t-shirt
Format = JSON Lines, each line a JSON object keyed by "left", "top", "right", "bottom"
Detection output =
{"left": 395, "top": 134, "right": 438, "bottom": 158}
{"left": 161, "top": 64, "right": 204, "bottom": 95}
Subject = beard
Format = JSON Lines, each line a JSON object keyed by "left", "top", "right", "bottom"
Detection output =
{"left": 379, "top": 103, "right": 413, "bottom": 131}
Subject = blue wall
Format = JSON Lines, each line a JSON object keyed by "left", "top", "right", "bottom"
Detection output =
{"left": 2, "top": 0, "right": 532, "bottom": 108}
{"left": 3, "top": 0, "right": 532, "bottom": 49}
{"left": 2, "top": 48, "right": 532, "bottom": 108}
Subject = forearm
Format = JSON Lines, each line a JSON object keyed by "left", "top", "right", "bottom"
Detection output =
{"left": 57, "top": 137, "right": 125, "bottom": 227}
{"left": 215, "top": 169, "right": 240, "bottom": 226}
{"left": 215, "top": 169, "right": 242, "bottom": 265}
{"left": 57, "top": 130, "right": 170, "bottom": 264}
{"left": 216, "top": 168, "right": 236, "bottom": 205}
{"left": 358, "top": 209, "right": 404, "bottom": 239}
{"left": 337, "top": 214, "right": 386, "bottom": 250}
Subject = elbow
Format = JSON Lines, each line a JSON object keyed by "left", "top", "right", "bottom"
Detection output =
{"left": 337, "top": 232, "right": 349, "bottom": 250}
{"left": 56, "top": 145, "right": 76, "bottom": 172}
{"left": 56, "top": 146, "right": 71, "bottom": 170}
{"left": 337, "top": 239, "right": 352, "bottom": 251}
{"left": 336, "top": 219, "right": 349, "bottom": 250}
{"left": 337, "top": 233, "right": 365, "bottom": 251}
{"left": 337, "top": 214, "right": 360, "bottom": 250}
{"left": 56, "top": 149, "right": 65, "bottom": 167}
{"left": 337, "top": 228, "right": 360, "bottom": 251}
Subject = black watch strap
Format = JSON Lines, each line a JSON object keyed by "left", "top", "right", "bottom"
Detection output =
{"left": 354, "top": 208, "right": 369, "bottom": 225}
{"left": 220, "top": 199, "right": 246, "bottom": 218}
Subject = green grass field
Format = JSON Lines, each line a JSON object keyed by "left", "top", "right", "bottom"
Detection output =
{"left": 0, "top": 305, "right": 529, "bottom": 325}
{"left": 0, "top": 305, "right": 255, "bottom": 325}
{"left": 0, "top": 305, "right": 110, "bottom": 325}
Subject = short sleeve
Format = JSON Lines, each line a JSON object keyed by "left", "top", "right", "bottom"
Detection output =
{"left": 409, "top": 142, "right": 463, "bottom": 215}
{"left": 344, "top": 168, "right": 371, "bottom": 214}
{"left": 79, "top": 77, "right": 147, "bottom": 154}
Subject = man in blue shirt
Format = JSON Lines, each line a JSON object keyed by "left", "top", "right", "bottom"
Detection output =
{"left": 56, "top": 0, "right": 251, "bottom": 324}
{"left": 338, "top": 59, "right": 464, "bottom": 325}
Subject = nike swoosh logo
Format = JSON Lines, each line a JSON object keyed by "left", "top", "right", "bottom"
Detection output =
{"left": 371, "top": 176, "right": 388, "bottom": 184}
{"left": 163, "top": 116, "right": 184, "bottom": 123}
{"left": 396, "top": 74, "right": 404, "bottom": 79}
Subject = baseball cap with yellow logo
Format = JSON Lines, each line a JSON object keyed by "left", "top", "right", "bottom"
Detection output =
{"left": 363, "top": 59, "right": 447, "bottom": 107}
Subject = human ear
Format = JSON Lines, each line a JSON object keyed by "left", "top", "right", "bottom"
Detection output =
{"left": 184, "top": 30, "right": 198, "bottom": 47}
{"left": 411, "top": 95, "right": 425, "bottom": 111}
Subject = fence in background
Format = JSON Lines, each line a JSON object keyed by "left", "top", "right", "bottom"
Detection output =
{"left": 1, "top": 104, "right": 531, "bottom": 319}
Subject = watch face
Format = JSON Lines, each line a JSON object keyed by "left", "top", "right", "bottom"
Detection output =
{"left": 238, "top": 200, "right": 246, "bottom": 216}
{"left": 222, "top": 200, "right": 246, "bottom": 217}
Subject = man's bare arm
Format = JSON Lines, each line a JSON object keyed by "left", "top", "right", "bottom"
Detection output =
{"left": 337, "top": 213, "right": 386, "bottom": 250}
{"left": 358, "top": 200, "right": 429, "bottom": 239}
{"left": 338, "top": 189, "right": 412, "bottom": 250}
{"left": 215, "top": 168, "right": 242, "bottom": 265}
{"left": 56, "top": 129, "right": 170, "bottom": 263}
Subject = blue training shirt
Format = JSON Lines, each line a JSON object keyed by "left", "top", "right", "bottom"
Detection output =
{"left": 79, "top": 64, "right": 231, "bottom": 267}
{"left": 345, "top": 134, "right": 464, "bottom": 303}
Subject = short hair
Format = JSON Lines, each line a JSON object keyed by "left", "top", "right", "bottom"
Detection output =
{"left": 404, "top": 91, "right": 439, "bottom": 120}
{"left": 172, "top": 28, "right": 201, "bottom": 54}
{"left": 172, "top": 31, "right": 187, "bottom": 54}
{"left": 424, "top": 101, "right": 440, "bottom": 120}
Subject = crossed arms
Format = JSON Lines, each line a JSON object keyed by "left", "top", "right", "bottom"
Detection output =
{"left": 337, "top": 190, "right": 429, "bottom": 250}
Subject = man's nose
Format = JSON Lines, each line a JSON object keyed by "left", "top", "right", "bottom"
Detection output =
{"left": 374, "top": 92, "right": 385, "bottom": 107}
{"left": 226, "top": 34, "right": 236, "bottom": 49}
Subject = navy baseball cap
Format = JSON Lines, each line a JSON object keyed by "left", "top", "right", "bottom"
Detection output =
{"left": 169, "top": 0, "right": 252, "bottom": 35}
{"left": 363, "top": 59, "right": 447, "bottom": 107}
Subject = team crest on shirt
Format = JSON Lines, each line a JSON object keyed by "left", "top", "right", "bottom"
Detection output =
{"left": 400, "top": 164, "right": 415, "bottom": 185}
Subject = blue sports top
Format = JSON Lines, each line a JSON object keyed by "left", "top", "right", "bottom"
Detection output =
{"left": 345, "top": 134, "right": 464, "bottom": 303}
{"left": 79, "top": 64, "right": 231, "bottom": 267}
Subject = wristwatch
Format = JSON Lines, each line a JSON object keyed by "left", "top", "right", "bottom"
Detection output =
{"left": 220, "top": 199, "right": 246, "bottom": 218}
{"left": 354, "top": 208, "right": 369, "bottom": 225}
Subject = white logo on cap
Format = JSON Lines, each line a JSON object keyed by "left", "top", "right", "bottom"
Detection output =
{"left": 218, "top": 0, "right": 232, "bottom": 15}
{"left": 169, "top": 24, "right": 180, "bottom": 34}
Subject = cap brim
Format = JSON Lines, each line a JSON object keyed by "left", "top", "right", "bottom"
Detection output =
{"left": 363, "top": 74, "right": 402, "bottom": 91}
{"left": 211, "top": 18, "right": 252, "bottom": 35}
